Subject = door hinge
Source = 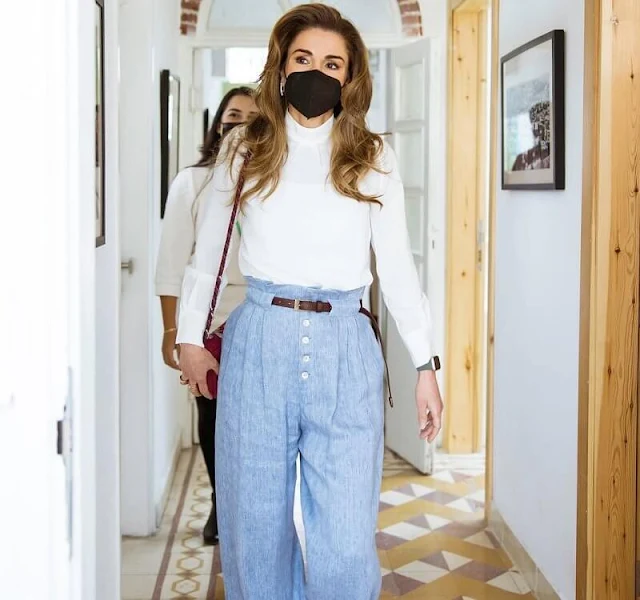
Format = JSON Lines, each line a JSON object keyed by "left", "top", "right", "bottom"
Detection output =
{"left": 58, "top": 367, "right": 74, "bottom": 556}
{"left": 56, "top": 418, "right": 63, "bottom": 455}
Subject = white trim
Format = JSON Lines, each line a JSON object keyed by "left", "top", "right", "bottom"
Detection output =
{"left": 389, "top": 0, "right": 404, "bottom": 36}
{"left": 195, "top": 0, "right": 214, "bottom": 37}
{"left": 187, "top": 29, "right": 409, "bottom": 49}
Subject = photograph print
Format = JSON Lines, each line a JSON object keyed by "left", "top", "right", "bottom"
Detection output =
{"left": 501, "top": 30, "right": 565, "bottom": 190}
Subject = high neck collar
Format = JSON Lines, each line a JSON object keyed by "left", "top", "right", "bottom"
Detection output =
{"left": 286, "top": 110, "right": 334, "bottom": 144}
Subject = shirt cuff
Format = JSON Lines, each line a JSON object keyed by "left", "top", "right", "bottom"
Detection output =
{"left": 176, "top": 309, "right": 208, "bottom": 347}
{"left": 155, "top": 282, "right": 183, "bottom": 297}
{"left": 403, "top": 328, "right": 433, "bottom": 369}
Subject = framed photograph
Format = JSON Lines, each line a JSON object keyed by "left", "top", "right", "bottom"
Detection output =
{"left": 95, "top": 0, "right": 106, "bottom": 246}
{"left": 160, "top": 69, "right": 180, "bottom": 218}
{"left": 501, "top": 30, "right": 565, "bottom": 190}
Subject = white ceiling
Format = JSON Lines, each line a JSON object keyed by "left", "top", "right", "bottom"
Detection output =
{"left": 207, "top": 0, "right": 401, "bottom": 35}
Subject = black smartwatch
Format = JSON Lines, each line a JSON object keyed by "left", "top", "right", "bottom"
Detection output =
{"left": 417, "top": 356, "right": 441, "bottom": 372}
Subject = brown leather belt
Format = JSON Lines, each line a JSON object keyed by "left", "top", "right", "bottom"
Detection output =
{"left": 271, "top": 297, "right": 332, "bottom": 313}
{"left": 271, "top": 296, "right": 394, "bottom": 407}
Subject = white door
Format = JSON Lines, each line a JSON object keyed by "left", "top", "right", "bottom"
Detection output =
{"left": 0, "top": 161, "right": 72, "bottom": 600}
{"left": 0, "top": 1, "right": 82, "bottom": 597}
{"left": 384, "top": 38, "right": 437, "bottom": 474}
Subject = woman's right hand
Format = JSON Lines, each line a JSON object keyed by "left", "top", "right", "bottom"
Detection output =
{"left": 179, "top": 344, "right": 220, "bottom": 400}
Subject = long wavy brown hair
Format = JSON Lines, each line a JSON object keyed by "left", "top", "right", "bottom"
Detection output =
{"left": 225, "top": 3, "right": 384, "bottom": 205}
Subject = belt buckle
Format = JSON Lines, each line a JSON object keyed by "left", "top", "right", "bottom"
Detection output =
{"left": 293, "top": 299, "right": 301, "bottom": 311}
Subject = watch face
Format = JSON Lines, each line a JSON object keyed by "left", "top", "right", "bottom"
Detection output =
{"left": 433, "top": 356, "right": 442, "bottom": 371}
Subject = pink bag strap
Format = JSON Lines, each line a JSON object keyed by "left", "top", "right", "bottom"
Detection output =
{"left": 204, "top": 152, "right": 250, "bottom": 338}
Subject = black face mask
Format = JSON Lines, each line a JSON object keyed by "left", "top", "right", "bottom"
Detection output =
{"left": 220, "top": 121, "right": 241, "bottom": 136}
{"left": 284, "top": 70, "right": 342, "bottom": 119}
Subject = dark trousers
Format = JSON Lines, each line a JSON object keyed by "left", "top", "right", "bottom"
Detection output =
{"left": 195, "top": 396, "right": 217, "bottom": 490}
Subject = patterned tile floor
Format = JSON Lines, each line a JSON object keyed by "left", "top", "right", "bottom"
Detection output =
{"left": 122, "top": 449, "right": 533, "bottom": 599}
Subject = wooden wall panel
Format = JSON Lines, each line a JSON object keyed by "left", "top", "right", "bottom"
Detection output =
{"left": 445, "top": 2, "right": 490, "bottom": 453}
{"left": 474, "top": 8, "right": 489, "bottom": 451}
{"left": 577, "top": 0, "right": 640, "bottom": 598}
{"left": 444, "top": 10, "right": 480, "bottom": 452}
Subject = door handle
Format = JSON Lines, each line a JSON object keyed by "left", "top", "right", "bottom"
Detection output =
{"left": 121, "top": 259, "right": 134, "bottom": 275}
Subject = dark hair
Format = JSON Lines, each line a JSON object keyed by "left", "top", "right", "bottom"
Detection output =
{"left": 194, "top": 86, "right": 254, "bottom": 167}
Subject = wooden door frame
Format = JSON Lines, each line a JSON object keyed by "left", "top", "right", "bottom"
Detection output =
{"left": 576, "top": 0, "right": 640, "bottom": 598}
{"left": 483, "top": 0, "right": 499, "bottom": 519}
{"left": 445, "top": 0, "right": 499, "bottom": 516}
{"left": 444, "top": 0, "right": 493, "bottom": 455}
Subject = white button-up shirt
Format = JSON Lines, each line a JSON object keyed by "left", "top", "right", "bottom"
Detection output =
{"left": 177, "top": 113, "right": 434, "bottom": 367}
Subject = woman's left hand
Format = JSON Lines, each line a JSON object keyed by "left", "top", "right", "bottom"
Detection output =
{"left": 416, "top": 370, "right": 444, "bottom": 442}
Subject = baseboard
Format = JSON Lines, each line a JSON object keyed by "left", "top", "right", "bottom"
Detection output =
{"left": 155, "top": 435, "right": 182, "bottom": 528}
{"left": 488, "top": 508, "right": 561, "bottom": 600}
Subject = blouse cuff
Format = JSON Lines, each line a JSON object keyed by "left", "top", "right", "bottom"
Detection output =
{"left": 155, "top": 281, "right": 183, "bottom": 297}
{"left": 176, "top": 309, "right": 208, "bottom": 347}
{"left": 403, "top": 328, "right": 433, "bottom": 369}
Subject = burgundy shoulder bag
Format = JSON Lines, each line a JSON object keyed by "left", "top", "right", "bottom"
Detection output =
{"left": 202, "top": 153, "right": 250, "bottom": 398}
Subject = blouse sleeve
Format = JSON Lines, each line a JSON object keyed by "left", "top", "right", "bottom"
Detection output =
{"left": 176, "top": 144, "right": 243, "bottom": 347}
{"left": 369, "top": 141, "right": 434, "bottom": 368}
{"left": 154, "top": 169, "right": 196, "bottom": 297}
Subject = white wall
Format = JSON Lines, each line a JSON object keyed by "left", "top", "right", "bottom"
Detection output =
{"left": 119, "top": 0, "right": 182, "bottom": 536}
{"left": 492, "top": 2, "right": 583, "bottom": 598}
{"left": 151, "top": 0, "right": 184, "bottom": 519}
{"left": 95, "top": 0, "right": 121, "bottom": 595}
{"left": 0, "top": 1, "right": 93, "bottom": 598}
{"left": 67, "top": 0, "right": 99, "bottom": 597}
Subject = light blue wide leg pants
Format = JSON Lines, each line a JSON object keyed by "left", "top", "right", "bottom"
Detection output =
{"left": 215, "top": 277, "right": 385, "bottom": 600}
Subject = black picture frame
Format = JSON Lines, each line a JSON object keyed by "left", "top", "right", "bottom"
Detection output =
{"left": 160, "top": 69, "right": 181, "bottom": 218}
{"left": 500, "top": 30, "right": 565, "bottom": 190}
{"left": 95, "top": 0, "right": 106, "bottom": 246}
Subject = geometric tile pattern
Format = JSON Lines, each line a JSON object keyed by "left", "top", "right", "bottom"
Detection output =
{"left": 378, "top": 449, "right": 534, "bottom": 599}
{"left": 122, "top": 448, "right": 221, "bottom": 599}
{"left": 122, "top": 448, "right": 534, "bottom": 599}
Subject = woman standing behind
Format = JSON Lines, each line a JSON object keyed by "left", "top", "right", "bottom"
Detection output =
{"left": 155, "top": 86, "right": 257, "bottom": 545}
{"left": 178, "top": 4, "right": 444, "bottom": 598}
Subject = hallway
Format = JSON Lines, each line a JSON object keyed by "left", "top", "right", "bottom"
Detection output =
{"left": 122, "top": 450, "right": 532, "bottom": 599}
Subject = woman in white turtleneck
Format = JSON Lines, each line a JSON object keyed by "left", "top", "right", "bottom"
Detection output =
{"left": 176, "top": 4, "right": 443, "bottom": 600}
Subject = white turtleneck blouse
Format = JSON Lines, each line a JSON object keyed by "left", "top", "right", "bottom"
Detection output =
{"left": 176, "top": 112, "right": 434, "bottom": 368}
